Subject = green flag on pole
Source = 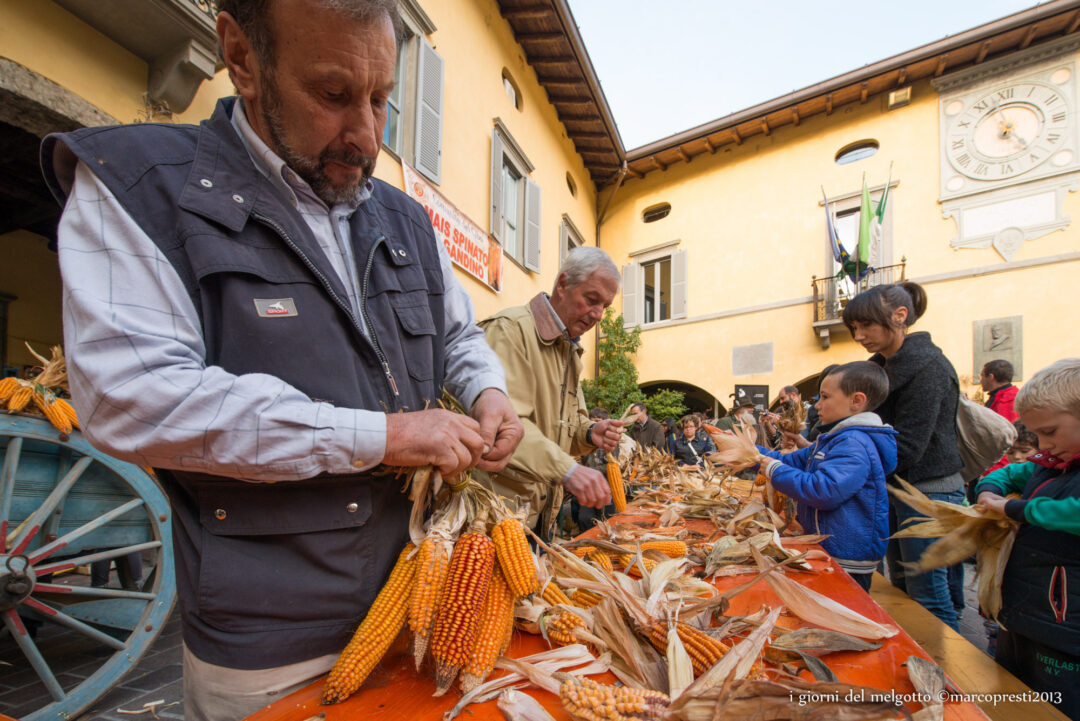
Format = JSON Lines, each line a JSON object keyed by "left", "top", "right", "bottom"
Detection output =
{"left": 869, "top": 163, "right": 892, "bottom": 263}
{"left": 857, "top": 175, "right": 872, "bottom": 265}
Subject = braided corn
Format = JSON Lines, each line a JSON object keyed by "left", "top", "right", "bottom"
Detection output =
{"left": 321, "top": 543, "right": 417, "bottom": 704}
{"left": 430, "top": 531, "right": 495, "bottom": 695}
{"left": 460, "top": 566, "right": 515, "bottom": 692}
{"left": 408, "top": 537, "right": 450, "bottom": 669}
{"left": 492, "top": 518, "right": 539, "bottom": 598}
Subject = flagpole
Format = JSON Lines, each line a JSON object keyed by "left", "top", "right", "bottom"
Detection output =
{"left": 858, "top": 172, "right": 864, "bottom": 290}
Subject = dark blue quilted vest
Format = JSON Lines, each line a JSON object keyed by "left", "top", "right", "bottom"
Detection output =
{"left": 42, "top": 97, "right": 446, "bottom": 668}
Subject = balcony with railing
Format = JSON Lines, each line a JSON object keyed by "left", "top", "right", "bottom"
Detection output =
{"left": 52, "top": 0, "right": 221, "bottom": 114}
{"left": 810, "top": 259, "right": 906, "bottom": 349}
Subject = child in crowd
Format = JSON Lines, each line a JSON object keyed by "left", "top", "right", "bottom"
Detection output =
{"left": 974, "top": 358, "right": 1080, "bottom": 721}
{"left": 980, "top": 419, "right": 1039, "bottom": 478}
{"left": 976, "top": 419, "right": 1039, "bottom": 654}
{"left": 755, "top": 361, "right": 897, "bottom": 591}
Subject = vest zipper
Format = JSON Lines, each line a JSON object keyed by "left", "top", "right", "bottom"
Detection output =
{"left": 359, "top": 235, "right": 399, "bottom": 398}
{"left": 251, "top": 213, "right": 399, "bottom": 403}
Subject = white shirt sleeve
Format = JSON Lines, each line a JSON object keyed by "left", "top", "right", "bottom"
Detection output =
{"left": 58, "top": 161, "right": 388, "bottom": 481}
{"left": 435, "top": 240, "right": 508, "bottom": 410}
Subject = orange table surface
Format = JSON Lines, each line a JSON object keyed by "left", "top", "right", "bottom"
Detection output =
{"left": 246, "top": 512, "right": 989, "bottom": 721}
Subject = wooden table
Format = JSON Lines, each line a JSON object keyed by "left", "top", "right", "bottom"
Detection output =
{"left": 247, "top": 512, "right": 1005, "bottom": 721}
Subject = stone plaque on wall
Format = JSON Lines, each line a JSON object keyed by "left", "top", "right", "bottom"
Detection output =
{"left": 732, "top": 342, "right": 773, "bottom": 377}
{"left": 973, "top": 316, "right": 1023, "bottom": 381}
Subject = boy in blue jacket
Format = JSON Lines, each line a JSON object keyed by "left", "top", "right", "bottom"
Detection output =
{"left": 756, "top": 361, "right": 897, "bottom": 591}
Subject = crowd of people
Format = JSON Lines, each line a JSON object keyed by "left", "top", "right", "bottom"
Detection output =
{"left": 567, "top": 280, "right": 1078, "bottom": 720}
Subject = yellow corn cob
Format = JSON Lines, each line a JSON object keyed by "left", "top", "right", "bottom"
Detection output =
{"left": 572, "top": 545, "right": 597, "bottom": 557}
{"left": 546, "top": 609, "right": 587, "bottom": 647}
{"left": 430, "top": 531, "right": 495, "bottom": 695}
{"left": 607, "top": 457, "right": 627, "bottom": 513}
{"left": 34, "top": 391, "right": 72, "bottom": 435}
{"left": 617, "top": 555, "right": 658, "bottom": 578}
{"left": 559, "top": 676, "right": 670, "bottom": 721}
{"left": 619, "top": 540, "right": 687, "bottom": 558}
{"left": 570, "top": 589, "right": 603, "bottom": 608}
{"left": 7, "top": 386, "right": 32, "bottom": 413}
{"left": 646, "top": 622, "right": 729, "bottom": 677}
{"left": 585, "top": 549, "right": 613, "bottom": 574}
{"left": 0, "top": 377, "right": 18, "bottom": 402}
{"left": 492, "top": 518, "right": 539, "bottom": 598}
{"left": 408, "top": 537, "right": 450, "bottom": 670}
{"left": 541, "top": 580, "right": 575, "bottom": 607}
{"left": 321, "top": 543, "right": 418, "bottom": 705}
{"left": 52, "top": 397, "right": 80, "bottom": 430}
{"left": 460, "top": 566, "right": 515, "bottom": 692}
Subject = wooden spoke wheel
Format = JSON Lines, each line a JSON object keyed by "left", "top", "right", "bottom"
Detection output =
{"left": 0, "top": 415, "right": 175, "bottom": 721}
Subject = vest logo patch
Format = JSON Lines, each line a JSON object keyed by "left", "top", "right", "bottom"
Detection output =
{"left": 253, "top": 298, "right": 298, "bottom": 317}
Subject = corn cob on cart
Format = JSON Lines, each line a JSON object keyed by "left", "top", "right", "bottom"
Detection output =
{"left": 0, "top": 413, "right": 175, "bottom": 721}
{"left": 244, "top": 508, "right": 999, "bottom": 721}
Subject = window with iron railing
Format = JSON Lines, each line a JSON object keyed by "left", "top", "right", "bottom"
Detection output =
{"left": 812, "top": 260, "right": 907, "bottom": 323}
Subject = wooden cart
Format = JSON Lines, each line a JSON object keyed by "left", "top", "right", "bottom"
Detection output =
{"left": 0, "top": 414, "right": 175, "bottom": 721}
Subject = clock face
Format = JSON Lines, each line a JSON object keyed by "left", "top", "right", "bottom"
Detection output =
{"left": 946, "top": 81, "right": 1070, "bottom": 180}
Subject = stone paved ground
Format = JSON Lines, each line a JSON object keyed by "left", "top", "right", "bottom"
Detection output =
{"left": 0, "top": 608, "right": 184, "bottom": 721}
{"left": 2, "top": 562, "right": 994, "bottom": 720}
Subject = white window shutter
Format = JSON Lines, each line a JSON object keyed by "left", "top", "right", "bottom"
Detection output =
{"left": 523, "top": 178, "right": 541, "bottom": 272}
{"left": 671, "top": 249, "right": 688, "bottom": 319}
{"left": 621, "top": 263, "right": 640, "bottom": 327}
{"left": 559, "top": 222, "right": 568, "bottom": 267}
{"left": 490, "top": 130, "right": 504, "bottom": 242}
{"left": 414, "top": 41, "right": 443, "bottom": 183}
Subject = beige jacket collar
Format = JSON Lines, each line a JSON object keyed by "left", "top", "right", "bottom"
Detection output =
{"left": 529, "top": 293, "right": 571, "bottom": 345}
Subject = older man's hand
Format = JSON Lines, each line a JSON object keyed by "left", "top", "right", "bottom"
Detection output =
{"left": 564, "top": 465, "right": 612, "bottom": 508}
{"left": 590, "top": 419, "right": 624, "bottom": 452}
{"left": 471, "top": 388, "right": 524, "bottom": 472}
{"left": 384, "top": 409, "right": 487, "bottom": 477}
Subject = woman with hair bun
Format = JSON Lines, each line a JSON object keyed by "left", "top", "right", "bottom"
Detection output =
{"left": 842, "top": 281, "right": 966, "bottom": 630}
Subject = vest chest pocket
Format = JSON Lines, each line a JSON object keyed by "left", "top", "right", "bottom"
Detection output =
{"left": 391, "top": 298, "right": 436, "bottom": 382}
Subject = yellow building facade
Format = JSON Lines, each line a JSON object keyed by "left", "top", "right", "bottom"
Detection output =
{"left": 3, "top": 0, "right": 1078, "bottom": 415}
{"left": 598, "top": 2, "right": 1080, "bottom": 412}
{"left": 0, "top": 0, "right": 617, "bottom": 374}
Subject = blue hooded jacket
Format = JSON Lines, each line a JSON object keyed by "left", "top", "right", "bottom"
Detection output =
{"left": 758, "top": 412, "right": 898, "bottom": 566}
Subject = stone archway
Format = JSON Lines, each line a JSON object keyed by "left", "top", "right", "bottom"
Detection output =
{"left": 0, "top": 58, "right": 116, "bottom": 370}
{"left": 638, "top": 379, "right": 722, "bottom": 418}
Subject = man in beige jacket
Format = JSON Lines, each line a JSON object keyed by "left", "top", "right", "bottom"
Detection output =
{"left": 477, "top": 247, "right": 624, "bottom": 538}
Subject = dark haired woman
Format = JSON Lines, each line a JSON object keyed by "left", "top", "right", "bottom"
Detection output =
{"left": 842, "top": 281, "right": 966, "bottom": 631}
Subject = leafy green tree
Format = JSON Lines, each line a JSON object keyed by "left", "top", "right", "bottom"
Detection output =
{"left": 582, "top": 309, "right": 645, "bottom": 415}
{"left": 645, "top": 388, "right": 687, "bottom": 422}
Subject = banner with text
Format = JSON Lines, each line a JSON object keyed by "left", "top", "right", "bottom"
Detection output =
{"left": 402, "top": 162, "right": 503, "bottom": 293}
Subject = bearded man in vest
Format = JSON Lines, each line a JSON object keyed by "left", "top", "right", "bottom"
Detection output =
{"left": 41, "top": 1, "right": 523, "bottom": 717}
{"left": 475, "top": 247, "right": 625, "bottom": 539}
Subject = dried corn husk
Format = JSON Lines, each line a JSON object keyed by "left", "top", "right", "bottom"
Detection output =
{"left": 703, "top": 422, "right": 762, "bottom": 472}
{"left": 752, "top": 546, "right": 898, "bottom": 640}
{"left": 444, "top": 645, "right": 608, "bottom": 721}
{"left": 665, "top": 622, "right": 695, "bottom": 700}
{"left": 907, "top": 656, "right": 946, "bottom": 721}
{"left": 888, "top": 477, "right": 1019, "bottom": 620}
{"left": 496, "top": 688, "right": 557, "bottom": 721}
{"left": 669, "top": 675, "right": 900, "bottom": 721}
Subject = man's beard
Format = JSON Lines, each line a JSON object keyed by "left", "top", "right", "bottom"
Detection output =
{"left": 261, "top": 77, "right": 376, "bottom": 206}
